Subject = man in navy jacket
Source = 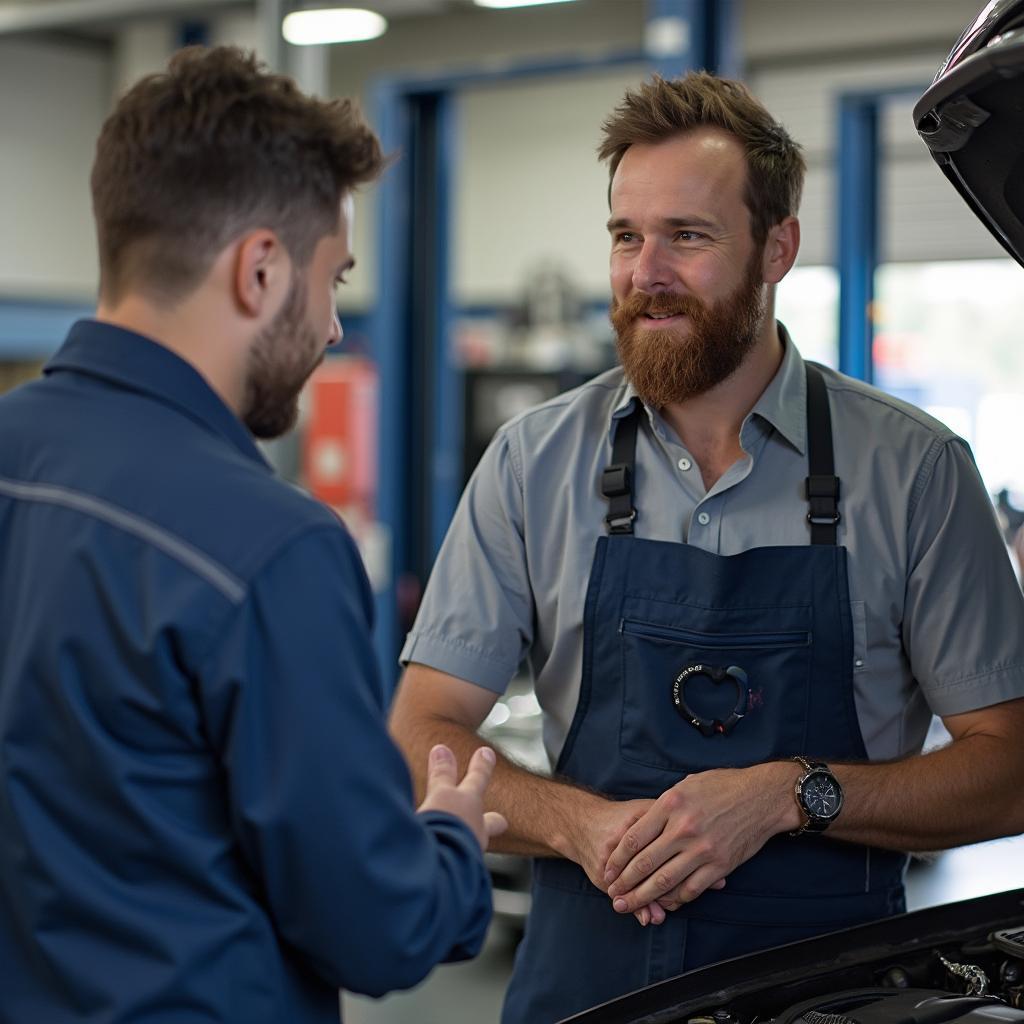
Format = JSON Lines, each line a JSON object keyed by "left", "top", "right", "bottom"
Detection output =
{"left": 0, "top": 45, "right": 503, "bottom": 1024}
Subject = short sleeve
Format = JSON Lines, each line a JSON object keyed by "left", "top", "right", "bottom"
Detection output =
{"left": 903, "top": 438, "right": 1024, "bottom": 717}
{"left": 401, "top": 428, "right": 534, "bottom": 692}
{"left": 197, "top": 524, "right": 492, "bottom": 996}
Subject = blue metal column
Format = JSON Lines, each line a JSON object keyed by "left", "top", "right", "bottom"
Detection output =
{"left": 427, "top": 93, "right": 461, "bottom": 561}
{"left": 837, "top": 95, "right": 879, "bottom": 383}
{"left": 370, "top": 81, "right": 412, "bottom": 693}
{"left": 645, "top": 0, "right": 740, "bottom": 78}
{"left": 370, "top": 84, "right": 460, "bottom": 694}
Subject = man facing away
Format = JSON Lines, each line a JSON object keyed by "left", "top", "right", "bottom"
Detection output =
{"left": 0, "top": 46, "right": 505, "bottom": 1024}
{"left": 390, "top": 72, "right": 1024, "bottom": 1022}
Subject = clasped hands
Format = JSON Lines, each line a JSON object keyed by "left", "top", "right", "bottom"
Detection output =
{"left": 577, "top": 764, "right": 787, "bottom": 927}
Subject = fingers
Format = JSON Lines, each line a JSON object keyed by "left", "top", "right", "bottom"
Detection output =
{"left": 459, "top": 745, "right": 497, "bottom": 798}
{"left": 657, "top": 864, "right": 726, "bottom": 911}
{"left": 603, "top": 806, "right": 666, "bottom": 887}
{"left": 483, "top": 810, "right": 507, "bottom": 839}
{"left": 607, "top": 829, "right": 680, "bottom": 899}
{"left": 614, "top": 858, "right": 723, "bottom": 915}
{"left": 425, "top": 743, "right": 458, "bottom": 792}
{"left": 634, "top": 899, "right": 668, "bottom": 928}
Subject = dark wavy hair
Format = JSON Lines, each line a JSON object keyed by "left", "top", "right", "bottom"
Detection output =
{"left": 91, "top": 46, "right": 384, "bottom": 304}
{"left": 598, "top": 72, "right": 805, "bottom": 247}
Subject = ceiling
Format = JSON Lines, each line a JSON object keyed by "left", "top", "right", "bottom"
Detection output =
{"left": 0, "top": 0, "right": 505, "bottom": 40}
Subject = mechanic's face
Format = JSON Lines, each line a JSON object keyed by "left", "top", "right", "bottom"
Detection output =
{"left": 608, "top": 129, "right": 767, "bottom": 408}
{"left": 242, "top": 195, "right": 353, "bottom": 439}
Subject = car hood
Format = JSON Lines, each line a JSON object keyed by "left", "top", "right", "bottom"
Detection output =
{"left": 914, "top": 0, "right": 1024, "bottom": 267}
{"left": 564, "top": 887, "right": 1024, "bottom": 1023}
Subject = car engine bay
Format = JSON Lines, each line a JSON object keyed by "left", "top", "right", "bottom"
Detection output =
{"left": 566, "top": 889, "right": 1024, "bottom": 1024}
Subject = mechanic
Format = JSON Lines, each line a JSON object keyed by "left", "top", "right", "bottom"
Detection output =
{"left": 390, "top": 71, "right": 1024, "bottom": 1023}
{"left": 0, "top": 47, "right": 504, "bottom": 1024}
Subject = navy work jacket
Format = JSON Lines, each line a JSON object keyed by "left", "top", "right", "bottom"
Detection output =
{"left": 0, "top": 320, "right": 491, "bottom": 1023}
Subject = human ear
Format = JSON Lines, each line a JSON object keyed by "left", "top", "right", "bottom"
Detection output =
{"left": 762, "top": 216, "right": 800, "bottom": 285}
{"left": 233, "top": 230, "right": 289, "bottom": 318}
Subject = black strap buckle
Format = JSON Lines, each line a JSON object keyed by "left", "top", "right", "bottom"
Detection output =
{"left": 805, "top": 474, "right": 841, "bottom": 525}
{"left": 601, "top": 464, "right": 631, "bottom": 498}
{"left": 604, "top": 509, "right": 637, "bottom": 534}
{"left": 806, "top": 510, "right": 841, "bottom": 526}
{"left": 805, "top": 474, "right": 840, "bottom": 500}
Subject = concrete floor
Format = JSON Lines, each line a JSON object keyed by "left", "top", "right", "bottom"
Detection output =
{"left": 342, "top": 833, "right": 1024, "bottom": 1024}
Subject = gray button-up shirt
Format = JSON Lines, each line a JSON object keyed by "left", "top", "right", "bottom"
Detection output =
{"left": 402, "top": 327, "right": 1024, "bottom": 765}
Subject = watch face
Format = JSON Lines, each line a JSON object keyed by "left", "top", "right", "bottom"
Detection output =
{"left": 802, "top": 771, "right": 842, "bottom": 819}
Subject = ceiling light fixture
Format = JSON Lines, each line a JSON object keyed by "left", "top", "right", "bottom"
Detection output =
{"left": 282, "top": 7, "right": 387, "bottom": 45}
{"left": 473, "top": 0, "right": 579, "bottom": 9}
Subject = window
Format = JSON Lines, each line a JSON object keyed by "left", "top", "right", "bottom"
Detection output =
{"left": 776, "top": 264, "right": 839, "bottom": 368}
{"left": 873, "top": 260, "right": 1024, "bottom": 499}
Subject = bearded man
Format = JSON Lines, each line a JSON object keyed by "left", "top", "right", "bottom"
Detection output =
{"left": 0, "top": 46, "right": 506, "bottom": 1024}
{"left": 390, "top": 72, "right": 1024, "bottom": 1023}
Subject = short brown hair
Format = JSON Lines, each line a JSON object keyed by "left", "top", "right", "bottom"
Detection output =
{"left": 91, "top": 46, "right": 384, "bottom": 304}
{"left": 598, "top": 72, "right": 805, "bottom": 247}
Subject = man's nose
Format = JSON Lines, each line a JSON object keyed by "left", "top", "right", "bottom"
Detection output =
{"left": 632, "top": 239, "right": 674, "bottom": 293}
{"left": 327, "top": 310, "right": 342, "bottom": 347}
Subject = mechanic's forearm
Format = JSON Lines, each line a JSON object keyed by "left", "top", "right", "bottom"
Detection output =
{"left": 827, "top": 733, "right": 1024, "bottom": 851}
{"left": 389, "top": 710, "right": 603, "bottom": 859}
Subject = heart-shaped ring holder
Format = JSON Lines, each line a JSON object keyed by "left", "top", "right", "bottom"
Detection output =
{"left": 671, "top": 663, "right": 749, "bottom": 737}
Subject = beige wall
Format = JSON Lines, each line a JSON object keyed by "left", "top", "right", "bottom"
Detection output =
{"left": 0, "top": 37, "right": 108, "bottom": 300}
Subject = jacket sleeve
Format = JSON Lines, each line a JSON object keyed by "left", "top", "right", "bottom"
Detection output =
{"left": 196, "top": 522, "right": 492, "bottom": 996}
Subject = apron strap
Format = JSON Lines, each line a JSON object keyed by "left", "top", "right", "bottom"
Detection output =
{"left": 601, "top": 401, "right": 641, "bottom": 535}
{"left": 805, "top": 362, "right": 841, "bottom": 546}
{"left": 601, "top": 363, "right": 841, "bottom": 545}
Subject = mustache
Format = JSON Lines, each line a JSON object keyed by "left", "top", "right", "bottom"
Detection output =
{"left": 610, "top": 292, "right": 707, "bottom": 321}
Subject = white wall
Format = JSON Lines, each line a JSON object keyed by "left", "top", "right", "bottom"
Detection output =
{"left": 742, "top": 0, "right": 985, "bottom": 62}
{"left": 454, "top": 67, "right": 648, "bottom": 306}
{"left": 0, "top": 37, "right": 109, "bottom": 300}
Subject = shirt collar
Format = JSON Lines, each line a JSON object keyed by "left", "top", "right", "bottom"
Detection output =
{"left": 746, "top": 322, "right": 807, "bottom": 455}
{"left": 608, "top": 321, "right": 808, "bottom": 456}
{"left": 45, "top": 319, "right": 271, "bottom": 469}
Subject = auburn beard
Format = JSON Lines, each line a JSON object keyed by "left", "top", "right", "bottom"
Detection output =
{"left": 610, "top": 252, "right": 767, "bottom": 410}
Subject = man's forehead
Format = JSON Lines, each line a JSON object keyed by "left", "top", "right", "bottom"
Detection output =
{"left": 613, "top": 132, "right": 745, "bottom": 186}
{"left": 609, "top": 130, "right": 747, "bottom": 214}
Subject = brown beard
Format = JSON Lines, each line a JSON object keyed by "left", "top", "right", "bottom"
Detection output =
{"left": 242, "top": 272, "right": 323, "bottom": 440}
{"left": 610, "top": 251, "right": 767, "bottom": 409}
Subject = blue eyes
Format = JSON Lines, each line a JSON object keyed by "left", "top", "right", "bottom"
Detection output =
{"left": 614, "top": 231, "right": 705, "bottom": 245}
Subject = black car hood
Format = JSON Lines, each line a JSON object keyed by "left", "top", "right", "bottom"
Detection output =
{"left": 564, "top": 888, "right": 1024, "bottom": 1024}
{"left": 914, "top": 0, "right": 1024, "bottom": 267}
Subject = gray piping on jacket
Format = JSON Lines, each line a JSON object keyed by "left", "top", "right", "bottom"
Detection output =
{"left": 0, "top": 475, "right": 246, "bottom": 604}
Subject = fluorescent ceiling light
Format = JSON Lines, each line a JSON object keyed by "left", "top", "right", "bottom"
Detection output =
{"left": 474, "top": 0, "right": 579, "bottom": 8}
{"left": 282, "top": 8, "right": 387, "bottom": 45}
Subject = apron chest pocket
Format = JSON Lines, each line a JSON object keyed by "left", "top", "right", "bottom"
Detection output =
{"left": 618, "top": 616, "right": 813, "bottom": 775}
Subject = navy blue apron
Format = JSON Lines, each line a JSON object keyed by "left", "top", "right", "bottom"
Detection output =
{"left": 502, "top": 364, "right": 906, "bottom": 1024}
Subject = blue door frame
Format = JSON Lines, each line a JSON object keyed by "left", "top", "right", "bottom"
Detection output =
{"left": 835, "top": 84, "right": 929, "bottom": 382}
{"left": 369, "top": 1, "right": 738, "bottom": 690}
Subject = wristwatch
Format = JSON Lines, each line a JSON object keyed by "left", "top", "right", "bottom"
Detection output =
{"left": 790, "top": 755, "right": 843, "bottom": 835}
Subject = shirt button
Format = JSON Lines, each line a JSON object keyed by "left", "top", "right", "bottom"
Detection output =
{"left": 677, "top": 457, "right": 692, "bottom": 471}
{"left": 854, "top": 658, "right": 864, "bottom": 668}
{"left": 697, "top": 511, "right": 711, "bottom": 526}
